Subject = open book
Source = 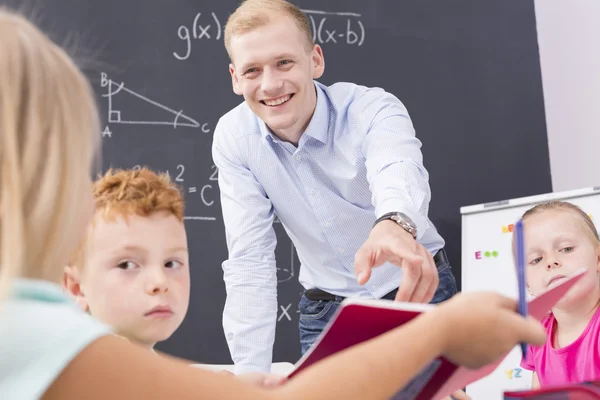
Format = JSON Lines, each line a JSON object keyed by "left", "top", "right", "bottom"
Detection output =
{"left": 286, "top": 269, "right": 587, "bottom": 400}
{"left": 504, "top": 381, "right": 600, "bottom": 399}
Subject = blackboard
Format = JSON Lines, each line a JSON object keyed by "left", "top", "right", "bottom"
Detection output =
{"left": 3, "top": 0, "right": 552, "bottom": 365}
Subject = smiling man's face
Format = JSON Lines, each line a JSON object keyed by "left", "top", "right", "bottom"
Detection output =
{"left": 228, "top": 13, "right": 324, "bottom": 141}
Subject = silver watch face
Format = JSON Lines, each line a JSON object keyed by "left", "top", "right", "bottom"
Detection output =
{"left": 390, "top": 213, "right": 417, "bottom": 238}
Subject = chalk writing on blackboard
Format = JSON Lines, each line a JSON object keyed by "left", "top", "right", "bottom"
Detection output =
{"left": 184, "top": 216, "right": 216, "bottom": 221}
{"left": 131, "top": 164, "right": 217, "bottom": 221}
{"left": 100, "top": 72, "right": 203, "bottom": 129}
{"left": 174, "top": 12, "right": 222, "bottom": 61}
{"left": 302, "top": 9, "right": 366, "bottom": 46}
{"left": 278, "top": 303, "right": 292, "bottom": 322}
{"left": 133, "top": 163, "right": 190, "bottom": 184}
{"left": 195, "top": 164, "right": 218, "bottom": 207}
{"left": 277, "top": 242, "right": 296, "bottom": 283}
{"left": 273, "top": 216, "right": 297, "bottom": 283}
{"left": 278, "top": 301, "right": 301, "bottom": 323}
{"left": 173, "top": 9, "right": 365, "bottom": 61}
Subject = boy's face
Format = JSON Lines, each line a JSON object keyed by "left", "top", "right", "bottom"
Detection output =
{"left": 228, "top": 13, "right": 325, "bottom": 138}
{"left": 67, "top": 211, "right": 190, "bottom": 347}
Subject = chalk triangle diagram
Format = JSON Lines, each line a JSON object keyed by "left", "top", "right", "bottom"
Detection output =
{"left": 101, "top": 75, "right": 200, "bottom": 128}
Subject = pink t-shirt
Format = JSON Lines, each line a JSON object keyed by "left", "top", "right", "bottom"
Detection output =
{"left": 521, "top": 306, "right": 600, "bottom": 387}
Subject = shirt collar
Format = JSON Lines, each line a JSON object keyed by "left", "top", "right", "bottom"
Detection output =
{"left": 259, "top": 81, "right": 329, "bottom": 144}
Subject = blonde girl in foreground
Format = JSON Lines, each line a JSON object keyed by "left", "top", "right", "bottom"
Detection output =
{"left": 0, "top": 8, "right": 546, "bottom": 400}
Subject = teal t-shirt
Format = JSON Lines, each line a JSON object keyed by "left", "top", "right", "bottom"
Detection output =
{"left": 0, "top": 278, "right": 111, "bottom": 399}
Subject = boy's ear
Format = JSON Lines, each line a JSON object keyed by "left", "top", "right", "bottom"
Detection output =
{"left": 63, "top": 266, "right": 89, "bottom": 312}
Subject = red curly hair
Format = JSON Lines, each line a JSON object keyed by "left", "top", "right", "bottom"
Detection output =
{"left": 68, "top": 167, "right": 185, "bottom": 268}
{"left": 94, "top": 167, "right": 184, "bottom": 222}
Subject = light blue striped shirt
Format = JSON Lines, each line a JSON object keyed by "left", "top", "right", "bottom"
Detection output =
{"left": 212, "top": 81, "right": 445, "bottom": 373}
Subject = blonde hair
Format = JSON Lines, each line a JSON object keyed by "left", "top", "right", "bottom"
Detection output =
{"left": 224, "top": 0, "right": 313, "bottom": 59}
{"left": 521, "top": 200, "right": 600, "bottom": 245}
{"left": 68, "top": 167, "right": 185, "bottom": 269}
{"left": 0, "top": 9, "right": 99, "bottom": 300}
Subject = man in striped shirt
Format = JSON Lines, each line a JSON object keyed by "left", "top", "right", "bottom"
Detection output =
{"left": 213, "top": 0, "right": 458, "bottom": 374}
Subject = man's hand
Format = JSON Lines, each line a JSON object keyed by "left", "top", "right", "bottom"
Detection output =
{"left": 220, "top": 370, "right": 287, "bottom": 388}
{"left": 442, "top": 389, "right": 471, "bottom": 400}
{"left": 354, "top": 220, "right": 439, "bottom": 303}
{"left": 432, "top": 292, "right": 546, "bottom": 369}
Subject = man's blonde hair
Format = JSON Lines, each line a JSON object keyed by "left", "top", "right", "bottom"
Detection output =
{"left": 68, "top": 167, "right": 185, "bottom": 269}
{"left": 224, "top": 0, "right": 314, "bottom": 60}
{"left": 0, "top": 8, "right": 99, "bottom": 299}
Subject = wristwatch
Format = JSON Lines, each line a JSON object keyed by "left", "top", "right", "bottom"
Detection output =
{"left": 374, "top": 212, "right": 417, "bottom": 239}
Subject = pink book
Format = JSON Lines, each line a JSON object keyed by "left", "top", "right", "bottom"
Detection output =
{"left": 286, "top": 269, "right": 587, "bottom": 400}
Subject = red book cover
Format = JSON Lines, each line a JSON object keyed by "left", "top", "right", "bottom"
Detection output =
{"left": 287, "top": 269, "right": 587, "bottom": 400}
{"left": 504, "top": 381, "right": 600, "bottom": 399}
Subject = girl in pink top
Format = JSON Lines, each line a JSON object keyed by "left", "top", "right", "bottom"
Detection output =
{"left": 518, "top": 200, "right": 600, "bottom": 388}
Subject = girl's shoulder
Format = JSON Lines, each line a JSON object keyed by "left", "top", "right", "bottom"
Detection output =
{"left": 0, "top": 278, "right": 111, "bottom": 399}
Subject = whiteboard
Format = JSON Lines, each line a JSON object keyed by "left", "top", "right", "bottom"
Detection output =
{"left": 461, "top": 186, "right": 600, "bottom": 399}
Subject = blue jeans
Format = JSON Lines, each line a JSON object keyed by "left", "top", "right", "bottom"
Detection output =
{"left": 298, "top": 260, "right": 458, "bottom": 355}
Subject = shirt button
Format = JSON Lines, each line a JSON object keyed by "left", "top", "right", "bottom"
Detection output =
{"left": 325, "top": 222, "right": 331, "bottom": 227}
{"left": 295, "top": 155, "right": 301, "bottom": 161}
{"left": 309, "top": 189, "right": 316, "bottom": 195}
{"left": 338, "top": 248, "right": 344, "bottom": 253}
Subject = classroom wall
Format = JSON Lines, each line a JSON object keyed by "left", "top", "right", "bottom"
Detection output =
{"left": 535, "top": 0, "right": 600, "bottom": 191}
